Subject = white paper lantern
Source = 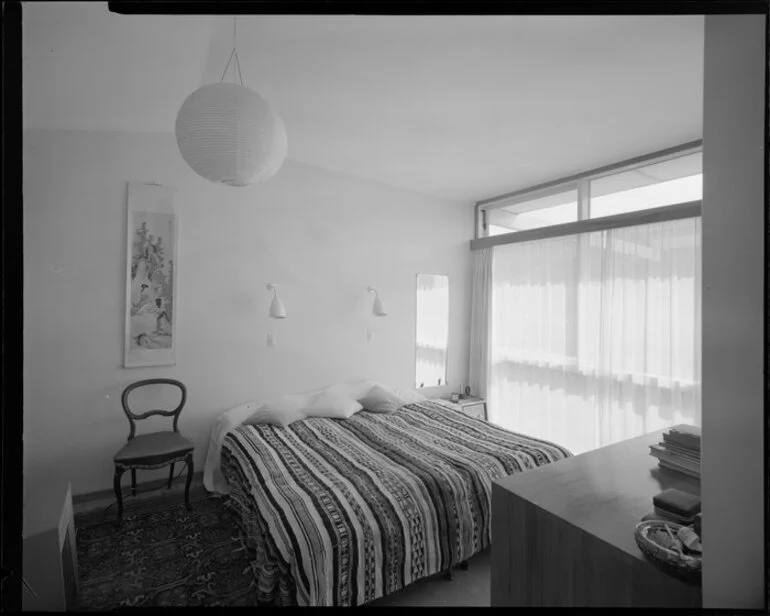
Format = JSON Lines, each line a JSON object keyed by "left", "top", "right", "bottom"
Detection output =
{"left": 175, "top": 82, "right": 287, "bottom": 186}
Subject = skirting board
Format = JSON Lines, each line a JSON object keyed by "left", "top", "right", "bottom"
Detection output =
{"left": 72, "top": 471, "right": 204, "bottom": 507}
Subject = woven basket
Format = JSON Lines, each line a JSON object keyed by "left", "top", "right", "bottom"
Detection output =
{"left": 634, "top": 520, "right": 702, "bottom": 585}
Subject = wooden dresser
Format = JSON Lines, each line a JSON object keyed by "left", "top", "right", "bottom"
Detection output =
{"left": 491, "top": 428, "right": 701, "bottom": 608}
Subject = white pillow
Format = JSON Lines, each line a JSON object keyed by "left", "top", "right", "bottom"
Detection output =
{"left": 243, "top": 395, "right": 307, "bottom": 427}
{"left": 359, "top": 384, "right": 407, "bottom": 413}
{"left": 302, "top": 390, "right": 362, "bottom": 419}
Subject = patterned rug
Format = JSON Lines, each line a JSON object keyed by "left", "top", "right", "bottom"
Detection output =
{"left": 74, "top": 486, "right": 259, "bottom": 609}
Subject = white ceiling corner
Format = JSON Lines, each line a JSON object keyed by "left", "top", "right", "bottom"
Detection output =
{"left": 22, "top": 4, "right": 704, "bottom": 203}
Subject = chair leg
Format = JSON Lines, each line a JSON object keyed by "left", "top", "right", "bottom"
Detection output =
{"left": 184, "top": 453, "right": 194, "bottom": 511}
{"left": 131, "top": 469, "right": 137, "bottom": 496}
{"left": 114, "top": 466, "right": 125, "bottom": 527}
{"left": 443, "top": 567, "right": 454, "bottom": 581}
{"left": 168, "top": 463, "right": 175, "bottom": 489}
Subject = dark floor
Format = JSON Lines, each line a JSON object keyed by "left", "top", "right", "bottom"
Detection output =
{"left": 370, "top": 549, "right": 490, "bottom": 607}
{"left": 73, "top": 478, "right": 491, "bottom": 607}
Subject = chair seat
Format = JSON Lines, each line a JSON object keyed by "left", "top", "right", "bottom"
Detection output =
{"left": 114, "top": 431, "right": 194, "bottom": 467}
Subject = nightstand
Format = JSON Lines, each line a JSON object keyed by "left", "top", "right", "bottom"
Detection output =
{"left": 448, "top": 396, "right": 487, "bottom": 420}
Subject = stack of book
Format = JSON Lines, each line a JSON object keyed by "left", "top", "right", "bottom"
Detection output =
{"left": 649, "top": 425, "right": 701, "bottom": 479}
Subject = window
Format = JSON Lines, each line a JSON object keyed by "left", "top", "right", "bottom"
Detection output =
{"left": 488, "top": 217, "right": 702, "bottom": 456}
{"left": 485, "top": 189, "right": 578, "bottom": 235}
{"left": 477, "top": 143, "right": 704, "bottom": 455}
{"left": 478, "top": 145, "right": 702, "bottom": 238}
{"left": 589, "top": 152, "right": 702, "bottom": 219}
{"left": 488, "top": 224, "right": 514, "bottom": 237}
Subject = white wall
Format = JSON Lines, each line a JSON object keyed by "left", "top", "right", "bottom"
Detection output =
{"left": 701, "top": 15, "right": 765, "bottom": 609}
{"left": 23, "top": 129, "right": 473, "bottom": 497}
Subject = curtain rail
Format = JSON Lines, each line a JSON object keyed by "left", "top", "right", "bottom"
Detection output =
{"left": 469, "top": 201, "right": 702, "bottom": 251}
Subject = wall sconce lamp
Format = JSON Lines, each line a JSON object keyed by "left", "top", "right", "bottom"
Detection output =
{"left": 367, "top": 286, "right": 387, "bottom": 317}
{"left": 266, "top": 283, "right": 287, "bottom": 319}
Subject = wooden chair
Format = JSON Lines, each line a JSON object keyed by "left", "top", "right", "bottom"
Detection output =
{"left": 113, "top": 378, "right": 194, "bottom": 526}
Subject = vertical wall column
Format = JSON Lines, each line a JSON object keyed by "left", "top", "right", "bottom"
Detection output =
{"left": 701, "top": 14, "right": 766, "bottom": 610}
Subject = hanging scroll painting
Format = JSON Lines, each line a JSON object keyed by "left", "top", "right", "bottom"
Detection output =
{"left": 124, "top": 182, "right": 178, "bottom": 368}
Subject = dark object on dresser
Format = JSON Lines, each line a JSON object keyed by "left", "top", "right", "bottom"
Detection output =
{"left": 634, "top": 520, "right": 702, "bottom": 584}
{"left": 113, "top": 378, "right": 194, "bottom": 526}
{"left": 652, "top": 488, "right": 701, "bottom": 524}
{"left": 693, "top": 513, "right": 702, "bottom": 538}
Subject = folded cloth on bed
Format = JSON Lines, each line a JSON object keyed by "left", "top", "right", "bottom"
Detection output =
{"left": 221, "top": 398, "right": 572, "bottom": 606}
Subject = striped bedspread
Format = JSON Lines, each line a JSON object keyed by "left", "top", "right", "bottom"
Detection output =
{"left": 221, "top": 399, "right": 571, "bottom": 606}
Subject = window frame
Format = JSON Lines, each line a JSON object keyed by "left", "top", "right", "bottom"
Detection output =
{"left": 475, "top": 140, "right": 702, "bottom": 241}
{"left": 481, "top": 142, "right": 703, "bottom": 401}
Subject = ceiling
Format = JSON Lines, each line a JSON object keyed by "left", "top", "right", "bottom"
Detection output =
{"left": 22, "top": 3, "right": 704, "bottom": 203}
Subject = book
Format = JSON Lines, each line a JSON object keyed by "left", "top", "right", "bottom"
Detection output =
{"left": 652, "top": 456, "right": 700, "bottom": 477}
{"left": 653, "top": 448, "right": 701, "bottom": 469}
{"left": 662, "top": 433, "right": 701, "bottom": 452}
{"left": 663, "top": 425, "right": 701, "bottom": 451}
{"left": 658, "top": 459, "right": 701, "bottom": 479}
{"left": 658, "top": 441, "right": 701, "bottom": 462}
{"left": 650, "top": 442, "right": 698, "bottom": 459}
{"left": 649, "top": 445, "right": 701, "bottom": 473}
{"left": 669, "top": 424, "right": 701, "bottom": 438}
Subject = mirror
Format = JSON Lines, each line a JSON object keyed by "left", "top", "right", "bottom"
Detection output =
{"left": 415, "top": 273, "right": 449, "bottom": 388}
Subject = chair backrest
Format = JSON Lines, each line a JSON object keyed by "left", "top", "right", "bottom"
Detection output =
{"left": 120, "top": 378, "right": 187, "bottom": 440}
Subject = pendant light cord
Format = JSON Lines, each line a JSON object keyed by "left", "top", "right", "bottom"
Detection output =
{"left": 219, "top": 16, "right": 244, "bottom": 86}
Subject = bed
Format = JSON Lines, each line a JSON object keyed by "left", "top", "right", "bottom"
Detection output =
{"left": 214, "top": 394, "right": 572, "bottom": 606}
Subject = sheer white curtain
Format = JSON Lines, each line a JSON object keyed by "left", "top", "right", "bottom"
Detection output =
{"left": 468, "top": 248, "right": 493, "bottom": 399}
{"left": 488, "top": 217, "right": 701, "bottom": 455}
